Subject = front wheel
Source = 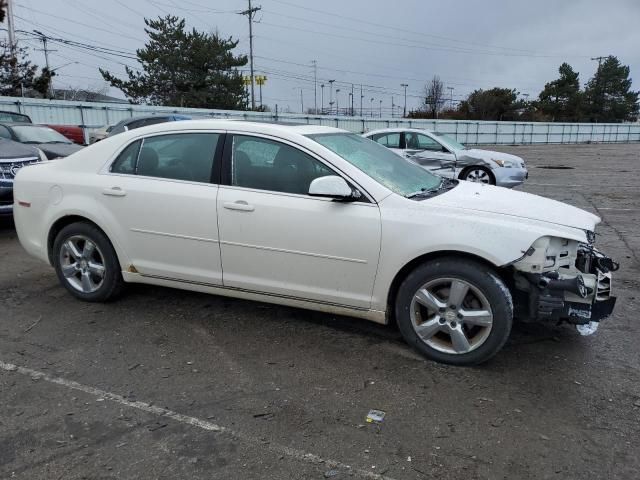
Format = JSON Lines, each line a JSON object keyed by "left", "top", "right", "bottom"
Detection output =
{"left": 395, "top": 258, "right": 513, "bottom": 365}
{"left": 460, "top": 166, "right": 495, "bottom": 185}
{"left": 52, "top": 222, "right": 124, "bottom": 302}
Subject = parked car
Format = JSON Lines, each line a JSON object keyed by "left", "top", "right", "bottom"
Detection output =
{"left": 0, "top": 123, "right": 84, "bottom": 159}
{"left": 104, "top": 114, "right": 192, "bottom": 139}
{"left": 47, "top": 124, "right": 85, "bottom": 145}
{"left": 363, "top": 128, "right": 528, "bottom": 188}
{"left": 0, "top": 138, "right": 45, "bottom": 216}
{"left": 0, "top": 110, "right": 32, "bottom": 124}
{"left": 89, "top": 125, "right": 112, "bottom": 144}
{"left": 0, "top": 110, "right": 85, "bottom": 145}
{"left": 13, "top": 121, "right": 617, "bottom": 365}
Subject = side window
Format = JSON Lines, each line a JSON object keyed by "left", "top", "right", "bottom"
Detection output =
{"left": 138, "top": 133, "right": 220, "bottom": 183}
{"left": 372, "top": 133, "right": 400, "bottom": 148}
{"left": 406, "top": 133, "right": 442, "bottom": 151}
{"left": 110, "top": 140, "right": 141, "bottom": 174}
{"left": 232, "top": 136, "right": 336, "bottom": 195}
{"left": 0, "top": 125, "right": 12, "bottom": 139}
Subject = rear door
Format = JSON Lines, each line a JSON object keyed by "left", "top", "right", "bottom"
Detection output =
{"left": 216, "top": 133, "right": 381, "bottom": 309}
{"left": 99, "top": 131, "right": 224, "bottom": 284}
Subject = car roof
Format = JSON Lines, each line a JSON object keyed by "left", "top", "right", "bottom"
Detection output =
{"left": 117, "top": 119, "right": 346, "bottom": 136}
{"left": 364, "top": 127, "right": 435, "bottom": 136}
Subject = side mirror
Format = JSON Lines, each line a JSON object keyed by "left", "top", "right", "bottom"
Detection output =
{"left": 308, "top": 175, "right": 361, "bottom": 201}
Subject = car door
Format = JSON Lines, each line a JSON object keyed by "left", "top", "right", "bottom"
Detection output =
{"left": 217, "top": 133, "right": 381, "bottom": 309}
{"left": 100, "top": 131, "right": 224, "bottom": 284}
{"left": 403, "top": 132, "right": 457, "bottom": 178}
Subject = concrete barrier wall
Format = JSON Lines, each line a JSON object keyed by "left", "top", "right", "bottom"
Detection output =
{"left": 2, "top": 96, "right": 639, "bottom": 145}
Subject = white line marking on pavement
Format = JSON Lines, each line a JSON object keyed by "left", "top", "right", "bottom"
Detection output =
{"left": 0, "top": 360, "right": 396, "bottom": 480}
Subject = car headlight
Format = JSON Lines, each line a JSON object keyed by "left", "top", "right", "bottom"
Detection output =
{"left": 492, "top": 158, "right": 516, "bottom": 168}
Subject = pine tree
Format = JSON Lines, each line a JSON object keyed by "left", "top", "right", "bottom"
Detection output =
{"left": 584, "top": 56, "right": 639, "bottom": 122}
{"left": 100, "top": 15, "right": 248, "bottom": 109}
{"left": 537, "top": 63, "right": 582, "bottom": 121}
{"left": 0, "top": 41, "right": 54, "bottom": 97}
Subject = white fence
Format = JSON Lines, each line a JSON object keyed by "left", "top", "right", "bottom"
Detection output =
{"left": 1, "top": 96, "right": 639, "bottom": 145}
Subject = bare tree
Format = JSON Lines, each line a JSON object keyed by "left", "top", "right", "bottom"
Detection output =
{"left": 423, "top": 75, "right": 445, "bottom": 118}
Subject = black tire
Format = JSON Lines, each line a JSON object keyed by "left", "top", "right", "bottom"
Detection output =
{"left": 52, "top": 222, "right": 124, "bottom": 302}
{"left": 460, "top": 166, "right": 496, "bottom": 185}
{"left": 395, "top": 257, "right": 513, "bottom": 366}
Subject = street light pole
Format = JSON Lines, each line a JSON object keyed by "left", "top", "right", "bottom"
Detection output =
{"left": 379, "top": 99, "right": 382, "bottom": 118}
{"left": 320, "top": 84, "right": 325, "bottom": 114}
{"left": 335, "top": 89, "right": 340, "bottom": 115}
{"left": 447, "top": 86, "right": 454, "bottom": 110}
{"left": 401, "top": 83, "right": 408, "bottom": 117}
{"left": 370, "top": 98, "right": 374, "bottom": 117}
{"left": 328, "top": 80, "right": 335, "bottom": 114}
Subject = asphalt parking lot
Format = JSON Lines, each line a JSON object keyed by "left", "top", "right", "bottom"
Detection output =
{"left": 1, "top": 143, "right": 639, "bottom": 480}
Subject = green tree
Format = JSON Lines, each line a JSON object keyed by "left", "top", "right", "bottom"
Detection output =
{"left": 0, "top": 41, "right": 55, "bottom": 97}
{"left": 458, "top": 88, "right": 522, "bottom": 121}
{"left": 101, "top": 15, "right": 248, "bottom": 109}
{"left": 583, "top": 56, "right": 639, "bottom": 122}
{"left": 537, "top": 63, "right": 582, "bottom": 121}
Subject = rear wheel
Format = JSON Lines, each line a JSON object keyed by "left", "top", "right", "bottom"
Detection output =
{"left": 461, "top": 166, "right": 495, "bottom": 185}
{"left": 395, "top": 258, "right": 512, "bottom": 365}
{"left": 53, "top": 222, "right": 124, "bottom": 302}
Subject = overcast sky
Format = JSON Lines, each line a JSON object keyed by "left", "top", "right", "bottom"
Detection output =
{"left": 8, "top": 0, "right": 640, "bottom": 114}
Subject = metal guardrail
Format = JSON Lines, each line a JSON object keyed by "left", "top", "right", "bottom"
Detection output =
{"left": 1, "top": 96, "right": 639, "bottom": 145}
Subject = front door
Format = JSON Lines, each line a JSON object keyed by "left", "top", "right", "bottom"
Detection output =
{"left": 217, "top": 134, "right": 381, "bottom": 309}
{"left": 403, "top": 132, "right": 457, "bottom": 178}
{"left": 100, "top": 132, "right": 224, "bottom": 284}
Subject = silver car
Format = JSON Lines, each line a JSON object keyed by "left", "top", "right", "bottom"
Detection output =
{"left": 363, "top": 128, "right": 528, "bottom": 188}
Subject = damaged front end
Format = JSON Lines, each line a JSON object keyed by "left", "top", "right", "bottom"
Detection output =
{"left": 510, "top": 235, "right": 618, "bottom": 335}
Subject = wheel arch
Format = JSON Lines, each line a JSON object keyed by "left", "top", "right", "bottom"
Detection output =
{"left": 385, "top": 249, "right": 508, "bottom": 325}
{"left": 47, "top": 215, "right": 120, "bottom": 267}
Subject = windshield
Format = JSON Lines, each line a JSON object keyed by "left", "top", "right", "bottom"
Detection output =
{"left": 12, "top": 126, "right": 72, "bottom": 144}
{"left": 0, "top": 112, "right": 31, "bottom": 123}
{"left": 308, "top": 133, "right": 442, "bottom": 196}
{"left": 433, "top": 133, "right": 466, "bottom": 151}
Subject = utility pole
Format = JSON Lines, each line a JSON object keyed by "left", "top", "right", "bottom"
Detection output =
{"left": 447, "top": 86, "right": 454, "bottom": 110}
{"left": 370, "top": 98, "right": 374, "bottom": 117}
{"left": 7, "top": 0, "right": 16, "bottom": 57}
{"left": 591, "top": 56, "right": 607, "bottom": 123}
{"left": 300, "top": 88, "right": 304, "bottom": 114}
{"left": 34, "top": 30, "right": 56, "bottom": 99}
{"left": 320, "top": 84, "right": 324, "bottom": 114}
{"left": 351, "top": 84, "right": 354, "bottom": 116}
{"left": 312, "top": 60, "right": 317, "bottom": 114}
{"left": 360, "top": 85, "right": 364, "bottom": 117}
{"left": 239, "top": 0, "right": 261, "bottom": 110}
{"left": 335, "top": 89, "right": 340, "bottom": 115}
{"left": 400, "top": 83, "right": 408, "bottom": 117}
{"left": 379, "top": 99, "right": 382, "bottom": 118}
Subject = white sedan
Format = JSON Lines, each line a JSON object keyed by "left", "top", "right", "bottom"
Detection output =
{"left": 363, "top": 128, "right": 528, "bottom": 188}
{"left": 13, "top": 121, "right": 617, "bottom": 365}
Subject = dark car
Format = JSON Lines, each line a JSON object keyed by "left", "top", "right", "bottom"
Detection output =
{"left": 0, "top": 138, "right": 42, "bottom": 216}
{"left": 0, "top": 123, "right": 84, "bottom": 159}
{"left": 105, "top": 114, "right": 191, "bottom": 138}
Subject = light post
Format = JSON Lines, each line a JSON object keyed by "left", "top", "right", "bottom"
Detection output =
{"left": 328, "top": 79, "right": 335, "bottom": 114}
{"left": 447, "top": 86, "right": 454, "bottom": 110}
{"left": 320, "top": 84, "right": 325, "bottom": 114}
{"left": 370, "top": 97, "right": 374, "bottom": 117}
{"left": 335, "top": 89, "right": 341, "bottom": 115}
{"left": 348, "top": 92, "right": 353, "bottom": 116}
{"left": 379, "top": 99, "right": 382, "bottom": 118}
{"left": 401, "top": 83, "right": 408, "bottom": 117}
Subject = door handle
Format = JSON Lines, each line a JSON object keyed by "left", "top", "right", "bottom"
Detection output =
{"left": 102, "top": 187, "right": 127, "bottom": 197}
{"left": 223, "top": 200, "right": 255, "bottom": 212}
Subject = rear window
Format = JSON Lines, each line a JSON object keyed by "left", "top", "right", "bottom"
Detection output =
{"left": 0, "top": 111, "right": 31, "bottom": 123}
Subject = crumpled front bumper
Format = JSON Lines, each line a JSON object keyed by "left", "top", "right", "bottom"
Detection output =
{"left": 513, "top": 245, "right": 618, "bottom": 326}
{"left": 493, "top": 167, "right": 528, "bottom": 188}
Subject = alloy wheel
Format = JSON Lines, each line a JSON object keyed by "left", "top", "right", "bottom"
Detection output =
{"left": 410, "top": 278, "right": 493, "bottom": 354}
{"left": 59, "top": 235, "right": 106, "bottom": 293}
{"left": 465, "top": 168, "right": 492, "bottom": 183}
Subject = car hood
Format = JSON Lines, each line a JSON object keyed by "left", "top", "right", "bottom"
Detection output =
{"left": 428, "top": 181, "right": 599, "bottom": 232}
{"left": 460, "top": 148, "right": 524, "bottom": 165}
{"left": 37, "top": 143, "right": 84, "bottom": 159}
{"left": 0, "top": 138, "right": 40, "bottom": 160}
